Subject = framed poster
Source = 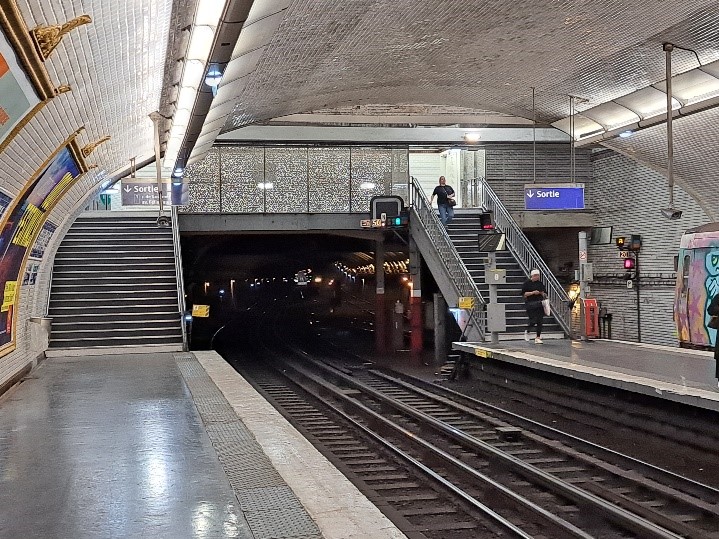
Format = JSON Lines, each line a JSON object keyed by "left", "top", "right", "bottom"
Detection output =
{"left": 0, "top": 24, "right": 40, "bottom": 148}
{"left": 0, "top": 134, "right": 86, "bottom": 355}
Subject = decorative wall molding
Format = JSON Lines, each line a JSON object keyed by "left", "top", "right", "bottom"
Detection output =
{"left": 30, "top": 15, "right": 91, "bottom": 61}
{"left": 81, "top": 135, "right": 110, "bottom": 158}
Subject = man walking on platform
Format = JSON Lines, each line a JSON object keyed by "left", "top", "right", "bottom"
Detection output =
{"left": 522, "top": 269, "right": 547, "bottom": 344}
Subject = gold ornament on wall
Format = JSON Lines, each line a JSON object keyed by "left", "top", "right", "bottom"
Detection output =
{"left": 31, "top": 15, "right": 92, "bottom": 60}
{"left": 81, "top": 136, "right": 111, "bottom": 158}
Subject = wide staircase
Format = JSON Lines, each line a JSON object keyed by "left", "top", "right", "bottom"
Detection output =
{"left": 447, "top": 212, "right": 564, "bottom": 338}
{"left": 47, "top": 212, "right": 184, "bottom": 353}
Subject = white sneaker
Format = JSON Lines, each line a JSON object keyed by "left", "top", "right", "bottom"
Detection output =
{"left": 524, "top": 330, "right": 529, "bottom": 342}
{"left": 534, "top": 337, "right": 544, "bottom": 344}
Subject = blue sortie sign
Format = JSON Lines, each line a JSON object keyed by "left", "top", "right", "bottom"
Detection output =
{"left": 524, "top": 185, "right": 585, "bottom": 210}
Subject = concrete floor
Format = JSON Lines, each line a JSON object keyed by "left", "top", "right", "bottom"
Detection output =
{"left": 0, "top": 353, "right": 253, "bottom": 539}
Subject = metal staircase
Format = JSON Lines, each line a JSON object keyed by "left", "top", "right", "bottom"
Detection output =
{"left": 447, "top": 213, "right": 565, "bottom": 337}
{"left": 47, "top": 212, "right": 185, "bottom": 354}
{"left": 409, "top": 177, "right": 571, "bottom": 341}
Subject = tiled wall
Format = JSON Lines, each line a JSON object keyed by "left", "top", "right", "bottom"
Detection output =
{"left": 587, "top": 150, "right": 709, "bottom": 345}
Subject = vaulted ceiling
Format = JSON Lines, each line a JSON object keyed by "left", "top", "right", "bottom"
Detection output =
{"left": 1, "top": 0, "right": 719, "bottom": 221}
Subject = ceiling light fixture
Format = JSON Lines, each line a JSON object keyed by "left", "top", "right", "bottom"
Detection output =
{"left": 464, "top": 132, "right": 481, "bottom": 143}
{"left": 618, "top": 130, "right": 633, "bottom": 138}
{"left": 359, "top": 182, "right": 376, "bottom": 190}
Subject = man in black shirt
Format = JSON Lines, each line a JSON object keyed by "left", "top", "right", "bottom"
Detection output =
{"left": 521, "top": 269, "right": 547, "bottom": 344}
{"left": 429, "top": 176, "right": 456, "bottom": 225}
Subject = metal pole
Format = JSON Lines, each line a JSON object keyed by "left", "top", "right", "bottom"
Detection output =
{"left": 578, "top": 231, "right": 588, "bottom": 339}
{"left": 149, "top": 112, "right": 168, "bottom": 226}
{"left": 532, "top": 87, "right": 536, "bottom": 184}
{"left": 664, "top": 43, "right": 675, "bottom": 209}
{"left": 636, "top": 252, "right": 641, "bottom": 343}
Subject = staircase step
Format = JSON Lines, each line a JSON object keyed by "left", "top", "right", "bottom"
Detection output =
{"left": 49, "top": 302, "right": 177, "bottom": 313}
{"left": 49, "top": 334, "right": 184, "bottom": 349}
{"left": 52, "top": 326, "right": 182, "bottom": 339}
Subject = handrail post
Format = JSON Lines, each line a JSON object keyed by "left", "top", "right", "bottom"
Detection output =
{"left": 171, "top": 205, "right": 188, "bottom": 350}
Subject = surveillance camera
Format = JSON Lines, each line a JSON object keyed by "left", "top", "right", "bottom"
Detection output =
{"left": 660, "top": 208, "right": 682, "bottom": 220}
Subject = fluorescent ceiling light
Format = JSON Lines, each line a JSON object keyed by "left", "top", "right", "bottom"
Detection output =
{"left": 618, "top": 130, "right": 633, "bottom": 138}
{"left": 182, "top": 60, "right": 206, "bottom": 89}
{"left": 359, "top": 182, "right": 375, "bottom": 190}
{"left": 176, "top": 86, "right": 197, "bottom": 111}
{"left": 173, "top": 108, "right": 192, "bottom": 128}
{"left": 464, "top": 132, "right": 481, "bottom": 143}
{"left": 257, "top": 182, "right": 273, "bottom": 189}
{"left": 187, "top": 26, "right": 214, "bottom": 61}
{"left": 194, "top": 0, "right": 226, "bottom": 26}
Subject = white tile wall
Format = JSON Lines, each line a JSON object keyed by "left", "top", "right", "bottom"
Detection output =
{"left": 588, "top": 151, "right": 710, "bottom": 346}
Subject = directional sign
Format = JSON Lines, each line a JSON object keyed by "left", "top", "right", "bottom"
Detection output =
{"left": 121, "top": 179, "right": 171, "bottom": 207}
{"left": 524, "top": 184, "right": 585, "bottom": 210}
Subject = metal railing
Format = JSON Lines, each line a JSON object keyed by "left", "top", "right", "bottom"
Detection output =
{"left": 410, "top": 177, "right": 486, "bottom": 340}
{"left": 477, "top": 178, "right": 572, "bottom": 336}
{"left": 171, "top": 205, "right": 188, "bottom": 350}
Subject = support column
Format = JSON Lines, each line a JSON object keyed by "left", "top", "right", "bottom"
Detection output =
{"left": 409, "top": 237, "right": 423, "bottom": 357}
{"left": 375, "top": 238, "right": 386, "bottom": 354}
{"left": 433, "top": 293, "right": 446, "bottom": 366}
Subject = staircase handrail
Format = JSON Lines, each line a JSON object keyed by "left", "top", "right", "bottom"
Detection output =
{"left": 477, "top": 178, "right": 572, "bottom": 336}
{"left": 171, "top": 206, "right": 188, "bottom": 350}
{"left": 410, "top": 177, "right": 486, "bottom": 340}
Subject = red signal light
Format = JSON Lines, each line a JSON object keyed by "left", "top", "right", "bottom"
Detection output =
{"left": 623, "top": 258, "right": 635, "bottom": 269}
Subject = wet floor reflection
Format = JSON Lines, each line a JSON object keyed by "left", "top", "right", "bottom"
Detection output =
{"left": 0, "top": 354, "right": 252, "bottom": 538}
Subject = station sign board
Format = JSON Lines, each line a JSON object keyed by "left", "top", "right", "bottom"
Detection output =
{"left": 524, "top": 184, "right": 585, "bottom": 211}
{"left": 121, "top": 178, "right": 171, "bottom": 206}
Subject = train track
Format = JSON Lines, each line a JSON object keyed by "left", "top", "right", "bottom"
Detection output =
{"left": 444, "top": 356, "right": 719, "bottom": 470}
{"left": 233, "top": 343, "right": 719, "bottom": 538}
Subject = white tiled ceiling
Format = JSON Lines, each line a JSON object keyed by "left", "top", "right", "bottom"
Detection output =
{"left": 0, "top": 0, "right": 174, "bottom": 208}
{"left": 220, "top": 0, "right": 719, "bottom": 131}
{"left": 3, "top": 0, "right": 719, "bottom": 219}
{"left": 601, "top": 106, "right": 719, "bottom": 221}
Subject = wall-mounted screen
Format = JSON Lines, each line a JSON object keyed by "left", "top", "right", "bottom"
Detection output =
{"left": 590, "top": 226, "right": 612, "bottom": 245}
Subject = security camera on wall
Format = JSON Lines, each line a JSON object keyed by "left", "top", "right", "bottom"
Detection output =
{"left": 660, "top": 208, "right": 683, "bottom": 220}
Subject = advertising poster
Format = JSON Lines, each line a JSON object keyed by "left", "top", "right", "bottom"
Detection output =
{"left": 29, "top": 220, "right": 57, "bottom": 259}
{"left": 0, "top": 145, "right": 81, "bottom": 354}
{"left": 0, "top": 26, "right": 40, "bottom": 147}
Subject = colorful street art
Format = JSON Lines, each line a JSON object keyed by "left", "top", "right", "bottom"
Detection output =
{"left": 675, "top": 224, "right": 719, "bottom": 348}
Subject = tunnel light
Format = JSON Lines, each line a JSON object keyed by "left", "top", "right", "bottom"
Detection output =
{"left": 257, "top": 182, "right": 274, "bottom": 190}
{"left": 359, "top": 182, "right": 375, "bottom": 190}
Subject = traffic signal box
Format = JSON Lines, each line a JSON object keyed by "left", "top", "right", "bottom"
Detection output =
{"left": 480, "top": 212, "right": 494, "bottom": 230}
{"left": 370, "top": 195, "right": 408, "bottom": 228}
{"left": 387, "top": 209, "right": 409, "bottom": 228}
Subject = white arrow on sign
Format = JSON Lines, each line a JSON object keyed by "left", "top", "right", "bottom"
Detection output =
{"left": 124, "top": 186, "right": 132, "bottom": 192}
{"left": 527, "top": 190, "right": 535, "bottom": 198}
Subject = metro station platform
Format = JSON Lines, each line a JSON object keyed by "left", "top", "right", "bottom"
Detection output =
{"left": 453, "top": 338, "right": 719, "bottom": 412}
{"left": 0, "top": 351, "right": 405, "bottom": 539}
